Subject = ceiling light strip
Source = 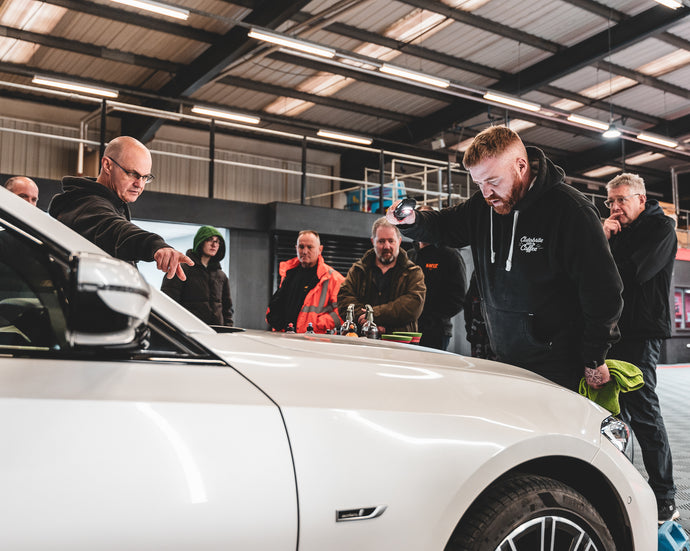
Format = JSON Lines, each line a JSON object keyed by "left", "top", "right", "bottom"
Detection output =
{"left": 32, "top": 76, "right": 119, "bottom": 98}
{"left": 652, "top": 0, "right": 683, "bottom": 9}
{"left": 483, "top": 92, "right": 541, "bottom": 112}
{"left": 191, "top": 106, "right": 260, "bottom": 124}
{"left": 248, "top": 28, "right": 335, "bottom": 59}
{"left": 379, "top": 64, "right": 450, "bottom": 88}
{"left": 317, "top": 129, "right": 373, "bottom": 145}
{"left": 109, "top": 0, "right": 189, "bottom": 20}
{"left": 566, "top": 114, "right": 609, "bottom": 131}
{"left": 636, "top": 132, "right": 679, "bottom": 148}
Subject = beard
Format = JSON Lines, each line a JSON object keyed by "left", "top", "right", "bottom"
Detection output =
{"left": 377, "top": 252, "right": 396, "bottom": 265}
{"left": 484, "top": 174, "right": 523, "bottom": 215}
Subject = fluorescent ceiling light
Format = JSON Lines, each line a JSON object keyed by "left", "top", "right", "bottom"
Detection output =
{"left": 109, "top": 0, "right": 189, "bottom": 20}
{"left": 248, "top": 28, "right": 335, "bottom": 59}
{"left": 380, "top": 64, "right": 450, "bottom": 88}
{"left": 191, "top": 106, "right": 260, "bottom": 124}
{"left": 583, "top": 166, "right": 620, "bottom": 178}
{"left": 317, "top": 129, "right": 373, "bottom": 145}
{"left": 602, "top": 124, "right": 622, "bottom": 139}
{"left": 626, "top": 152, "right": 666, "bottom": 165}
{"left": 651, "top": 0, "right": 682, "bottom": 8}
{"left": 32, "top": 75, "right": 118, "bottom": 98}
{"left": 567, "top": 114, "right": 609, "bottom": 131}
{"left": 636, "top": 132, "right": 678, "bottom": 148}
{"left": 483, "top": 92, "right": 540, "bottom": 112}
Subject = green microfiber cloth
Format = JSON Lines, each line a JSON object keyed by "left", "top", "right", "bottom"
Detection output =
{"left": 578, "top": 359, "right": 645, "bottom": 415}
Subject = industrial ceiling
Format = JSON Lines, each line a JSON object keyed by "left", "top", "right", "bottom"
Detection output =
{"left": 1, "top": 0, "right": 689, "bottom": 202}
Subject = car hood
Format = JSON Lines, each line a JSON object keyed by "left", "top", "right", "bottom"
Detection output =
{"left": 193, "top": 329, "right": 600, "bottom": 423}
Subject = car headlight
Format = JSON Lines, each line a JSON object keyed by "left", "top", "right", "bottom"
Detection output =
{"left": 601, "top": 416, "right": 630, "bottom": 455}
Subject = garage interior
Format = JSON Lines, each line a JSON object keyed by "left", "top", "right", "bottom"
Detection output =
{"left": 1, "top": 0, "right": 690, "bottom": 531}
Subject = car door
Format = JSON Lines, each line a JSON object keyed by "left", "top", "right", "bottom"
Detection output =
{"left": 0, "top": 219, "right": 298, "bottom": 550}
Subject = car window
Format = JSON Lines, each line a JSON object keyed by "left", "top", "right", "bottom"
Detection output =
{"left": 0, "top": 223, "right": 213, "bottom": 361}
{"left": 0, "top": 227, "right": 66, "bottom": 352}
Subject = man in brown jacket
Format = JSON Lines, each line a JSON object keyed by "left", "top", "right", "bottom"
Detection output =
{"left": 338, "top": 217, "right": 426, "bottom": 334}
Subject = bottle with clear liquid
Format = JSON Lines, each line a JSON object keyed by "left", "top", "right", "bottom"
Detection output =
{"left": 360, "top": 304, "right": 379, "bottom": 339}
{"left": 306, "top": 322, "right": 315, "bottom": 334}
{"left": 340, "top": 304, "right": 356, "bottom": 335}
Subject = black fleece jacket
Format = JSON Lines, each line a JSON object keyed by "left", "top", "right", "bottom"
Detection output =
{"left": 161, "top": 250, "right": 234, "bottom": 326}
{"left": 401, "top": 147, "right": 623, "bottom": 389}
{"left": 408, "top": 244, "right": 466, "bottom": 336}
{"left": 608, "top": 200, "right": 676, "bottom": 339}
{"left": 48, "top": 176, "right": 169, "bottom": 262}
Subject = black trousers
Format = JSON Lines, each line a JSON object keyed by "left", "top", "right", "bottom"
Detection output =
{"left": 610, "top": 337, "right": 675, "bottom": 501}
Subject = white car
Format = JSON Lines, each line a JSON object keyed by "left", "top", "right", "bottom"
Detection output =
{"left": 0, "top": 187, "right": 656, "bottom": 550}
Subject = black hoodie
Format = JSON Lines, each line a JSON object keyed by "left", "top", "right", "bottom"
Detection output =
{"left": 608, "top": 200, "right": 676, "bottom": 339}
{"left": 402, "top": 147, "right": 623, "bottom": 389}
{"left": 48, "top": 176, "right": 169, "bottom": 262}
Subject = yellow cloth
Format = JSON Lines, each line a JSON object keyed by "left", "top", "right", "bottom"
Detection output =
{"left": 578, "top": 359, "right": 644, "bottom": 415}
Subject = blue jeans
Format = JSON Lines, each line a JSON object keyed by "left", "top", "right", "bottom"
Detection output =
{"left": 610, "top": 337, "right": 675, "bottom": 501}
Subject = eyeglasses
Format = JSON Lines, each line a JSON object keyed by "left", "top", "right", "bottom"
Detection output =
{"left": 604, "top": 193, "right": 640, "bottom": 209}
{"left": 206, "top": 237, "right": 221, "bottom": 244}
{"left": 106, "top": 156, "right": 155, "bottom": 185}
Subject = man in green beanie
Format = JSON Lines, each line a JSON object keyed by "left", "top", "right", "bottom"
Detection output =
{"left": 161, "top": 225, "right": 233, "bottom": 326}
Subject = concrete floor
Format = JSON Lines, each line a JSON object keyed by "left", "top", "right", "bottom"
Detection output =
{"left": 633, "top": 364, "right": 690, "bottom": 533}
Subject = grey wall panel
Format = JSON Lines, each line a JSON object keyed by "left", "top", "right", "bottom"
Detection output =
{"left": 229, "top": 229, "right": 271, "bottom": 330}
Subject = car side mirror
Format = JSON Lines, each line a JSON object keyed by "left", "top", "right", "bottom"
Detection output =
{"left": 67, "top": 253, "right": 151, "bottom": 349}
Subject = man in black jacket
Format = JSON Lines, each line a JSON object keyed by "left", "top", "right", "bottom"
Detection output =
{"left": 49, "top": 136, "right": 192, "bottom": 281}
{"left": 603, "top": 172, "right": 679, "bottom": 524}
{"left": 387, "top": 125, "right": 623, "bottom": 392}
{"left": 408, "top": 206, "right": 466, "bottom": 350}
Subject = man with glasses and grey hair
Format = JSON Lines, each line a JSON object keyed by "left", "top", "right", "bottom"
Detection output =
{"left": 49, "top": 136, "right": 192, "bottom": 281}
{"left": 604, "top": 172, "right": 679, "bottom": 524}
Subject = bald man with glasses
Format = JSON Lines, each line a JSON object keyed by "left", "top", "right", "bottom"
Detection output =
{"left": 49, "top": 136, "right": 193, "bottom": 280}
{"left": 604, "top": 172, "right": 679, "bottom": 524}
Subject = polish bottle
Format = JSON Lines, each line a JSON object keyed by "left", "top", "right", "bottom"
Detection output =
{"left": 360, "top": 304, "right": 379, "bottom": 339}
{"left": 340, "top": 304, "right": 356, "bottom": 336}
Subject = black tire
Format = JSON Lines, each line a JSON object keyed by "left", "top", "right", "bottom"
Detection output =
{"left": 445, "top": 473, "right": 616, "bottom": 551}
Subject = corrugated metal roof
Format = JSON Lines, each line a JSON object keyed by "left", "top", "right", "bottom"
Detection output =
{"left": 0, "top": 0, "right": 685, "bottom": 197}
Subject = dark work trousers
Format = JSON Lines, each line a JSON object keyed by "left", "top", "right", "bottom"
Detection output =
{"left": 419, "top": 331, "right": 450, "bottom": 351}
{"left": 610, "top": 337, "right": 675, "bottom": 501}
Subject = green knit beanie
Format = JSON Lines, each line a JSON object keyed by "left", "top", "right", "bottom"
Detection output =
{"left": 193, "top": 225, "right": 225, "bottom": 260}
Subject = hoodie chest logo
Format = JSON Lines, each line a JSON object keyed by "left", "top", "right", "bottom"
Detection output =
{"left": 519, "top": 236, "right": 544, "bottom": 253}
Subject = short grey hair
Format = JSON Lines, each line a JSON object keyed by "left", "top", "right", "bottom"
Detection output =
{"left": 296, "top": 230, "right": 320, "bottom": 246}
{"left": 606, "top": 173, "right": 646, "bottom": 195}
{"left": 371, "top": 217, "right": 401, "bottom": 240}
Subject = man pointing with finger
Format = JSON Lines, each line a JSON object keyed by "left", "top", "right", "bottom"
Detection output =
{"left": 49, "top": 136, "right": 193, "bottom": 280}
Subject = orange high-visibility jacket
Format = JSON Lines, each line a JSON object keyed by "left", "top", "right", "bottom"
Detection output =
{"left": 268, "top": 256, "right": 345, "bottom": 333}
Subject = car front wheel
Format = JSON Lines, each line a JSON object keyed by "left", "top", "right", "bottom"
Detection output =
{"left": 445, "top": 473, "right": 616, "bottom": 551}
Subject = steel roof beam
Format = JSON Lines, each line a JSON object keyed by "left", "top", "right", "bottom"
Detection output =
{"left": 125, "top": 0, "right": 311, "bottom": 142}
{"left": 0, "top": 25, "right": 180, "bottom": 73}
{"left": 217, "top": 75, "right": 414, "bottom": 123}
{"left": 385, "top": 4, "right": 690, "bottom": 143}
